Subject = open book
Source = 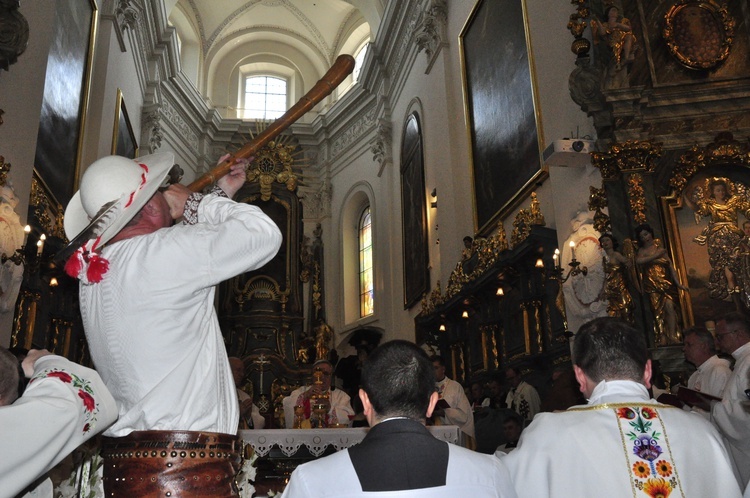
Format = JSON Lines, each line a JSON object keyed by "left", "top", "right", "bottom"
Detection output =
{"left": 434, "top": 398, "right": 451, "bottom": 410}
{"left": 676, "top": 387, "right": 721, "bottom": 411}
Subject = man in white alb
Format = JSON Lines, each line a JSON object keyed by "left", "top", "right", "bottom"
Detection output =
{"left": 500, "top": 317, "right": 741, "bottom": 498}
{"left": 682, "top": 326, "right": 731, "bottom": 397}
{"left": 431, "top": 355, "right": 475, "bottom": 440}
{"left": 711, "top": 312, "right": 750, "bottom": 489}
{"left": 504, "top": 367, "right": 540, "bottom": 422}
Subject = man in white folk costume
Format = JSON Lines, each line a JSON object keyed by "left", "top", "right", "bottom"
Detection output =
{"left": 63, "top": 152, "right": 281, "bottom": 496}
{"left": 0, "top": 347, "right": 117, "bottom": 498}
{"left": 500, "top": 317, "right": 741, "bottom": 498}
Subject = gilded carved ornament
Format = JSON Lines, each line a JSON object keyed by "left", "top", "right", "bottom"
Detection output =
{"left": 592, "top": 140, "right": 663, "bottom": 180}
{"left": 627, "top": 173, "right": 647, "bottom": 224}
{"left": 669, "top": 132, "right": 750, "bottom": 195}
{"left": 566, "top": 0, "right": 591, "bottom": 57}
{"left": 588, "top": 185, "right": 611, "bottom": 234}
{"left": 663, "top": 0, "right": 735, "bottom": 71}
{"left": 419, "top": 194, "right": 544, "bottom": 315}
{"left": 246, "top": 140, "right": 300, "bottom": 202}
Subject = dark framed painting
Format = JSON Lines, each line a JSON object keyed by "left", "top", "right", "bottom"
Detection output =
{"left": 33, "top": 0, "right": 98, "bottom": 206}
{"left": 112, "top": 89, "right": 138, "bottom": 158}
{"left": 459, "top": 0, "right": 546, "bottom": 235}
{"left": 400, "top": 112, "right": 430, "bottom": 309}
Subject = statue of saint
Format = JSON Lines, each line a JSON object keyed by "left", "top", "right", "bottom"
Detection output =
{"left": 685, "top": 177, "right": 750, "bottom": 306}
{"left": 590, "top": 5, "right": 638, "bottom": 71}
{"left": 599, "top": 233, "right": 635, "bottom": 324}
{"left": 635, "top": 224, "right": 688, "bottom": 346}
{"left": 313, "top": 320, "right": 333, "bottom": 362}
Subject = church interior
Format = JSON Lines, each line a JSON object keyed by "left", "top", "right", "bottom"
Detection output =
{"left": 1, "top": 0, "right": 750, "bottom": 486}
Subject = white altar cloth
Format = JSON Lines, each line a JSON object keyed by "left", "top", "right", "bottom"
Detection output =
{"left": 240, "top": 426, "right": 463, "bottom": 458}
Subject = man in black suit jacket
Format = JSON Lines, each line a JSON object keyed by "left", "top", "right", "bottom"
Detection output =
{"left": 281, "top": 340, "right": 518, "bottom": 497}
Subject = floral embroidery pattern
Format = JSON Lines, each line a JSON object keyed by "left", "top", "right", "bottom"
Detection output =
{"left": 30, "top": 369, "right": 100, "bottom": 434}
{"left": 616, "top": 405, "right": 683, "bottom": 497}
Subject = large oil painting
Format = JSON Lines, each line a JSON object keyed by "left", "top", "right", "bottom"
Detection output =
{"left": 401, "top": 113, "right": 430, "bottom": 309}
{"left": 459, "top": 0, "right": 545, "bottom": 235}
{"left": 33, "top": 0, "right": 98, "bottom": 206}
{"left": 662, "top": 135, "right": 750, "bottom": 329}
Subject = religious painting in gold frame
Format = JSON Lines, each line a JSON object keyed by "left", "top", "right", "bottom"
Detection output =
{"left": 111, "top": 88, "right": 138, "bottom": 158}
{"left": 660, "top": 133, "right": 750, "bottom": 330}
{"left": 459, "top": 0, "right": 546, "bottom": 236}
{"left": 662, "top": 0, "right": 735, "bottom": 71}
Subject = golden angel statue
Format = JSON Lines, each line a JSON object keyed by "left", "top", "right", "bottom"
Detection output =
{"left": 634, "top": 224, "right": 688, "bottom": 346}
{"left": 599, "top": 233, "right": 635, "bottom": 324}
{"left": 590, "top": 5, "right": 638, "bottom": 71}
{"left": 685, "top": 177, "right": 750, "bottom": 305}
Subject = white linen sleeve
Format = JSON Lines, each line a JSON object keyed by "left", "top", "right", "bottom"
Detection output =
{"left": 0, "top": 355, "right": 117, "bottom": 498}
{"left": 193, "top": 194, "right": 282, "bottom": 285}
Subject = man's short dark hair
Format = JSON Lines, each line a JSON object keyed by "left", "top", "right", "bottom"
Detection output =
{"left": 683, "top": 326, "right": 716, "bottom": 353}
{"left": 573, "top": 317, "right": 648, "bottom": 383}
{"left": 720, "top": 311, "right": 750, "bottom": 338}
{"left": 429, "top": 355, "right": 446, "bottom": 367}
{"left": 362, "top": 340, "right": 435, "bottom": 420}
{"left": 0, "top": 346, "right": 20, "bottom": 406}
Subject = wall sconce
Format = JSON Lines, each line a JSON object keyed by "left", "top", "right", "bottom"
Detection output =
{"left": 461, "top": 310, "right": 469, "bottom": 319}
{"left": 1, "top": 224, "right": 31, "bottom": 266}
{"left": 439, "top": 324, "right": 446, "bottom": 332}
{"left": 49, "top": 277, "right": 58, "bottom": 287}
{"left": 496, "top": 287, "right": 504, "bottom": 297}
{"left": 550, "top": 244, "right": 587, "bottom": 284}
{"left": 535, "top": 258, "right": 544, "bottom": 268}
{"left": 430, "top": 188, "right": 437, "bottom": 209}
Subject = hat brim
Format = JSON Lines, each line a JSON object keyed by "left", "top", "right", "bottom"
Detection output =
{"left": 64, "top": 152, "right": 175, "bottom": 247}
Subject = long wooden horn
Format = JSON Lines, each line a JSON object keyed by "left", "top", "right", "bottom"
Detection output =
{"left": 188, "top": 54, "right": 355, "bottom": 192}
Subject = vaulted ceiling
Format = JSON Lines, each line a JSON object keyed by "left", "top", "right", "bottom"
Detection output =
{"left": 165, "top": 0, "right": 384, "bottom": 115}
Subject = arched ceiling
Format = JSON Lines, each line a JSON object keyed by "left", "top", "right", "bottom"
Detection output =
{"left": 170, "top": 0, "right": 384, "bottom": 106}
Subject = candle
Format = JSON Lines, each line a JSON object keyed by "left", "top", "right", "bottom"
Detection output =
{"left": 37, "top": 234, "right": 46, "bottom": 256}
{"left": 554, "top": 248, "right": 560, "bottom": 269}
{"left": 23, "top": 225, "right": 30, "bottom": 247}
{"left": 569, "top": 241, "right": 576, "bottom": 261}
{"left": 553, "top": 252, "right": 559, "bottom": 268}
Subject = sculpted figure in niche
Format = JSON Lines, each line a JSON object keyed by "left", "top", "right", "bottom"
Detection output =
{"left": 590, "top": 5, "right": 637, "bottom": 71}
{"left": 686, "top": 177, "right": 750, "bottom": 309}
{"left": 598, "top": 233, "right": 635, "bottom": 324}
{"left": 314, "top": 319, "right": 333, "bottom": 362}
{"left": 635, "top": 224, "right": 687, "bottom": 346}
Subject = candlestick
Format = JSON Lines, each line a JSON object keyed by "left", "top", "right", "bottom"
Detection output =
{"left": 554, "top": 248, "right": 560, "bottom": 269}
{"left": 23, "top": 225, "right": 30, "bottom": 246}
{"left": 569, "top": 240, "right": 576, "bottom": 262}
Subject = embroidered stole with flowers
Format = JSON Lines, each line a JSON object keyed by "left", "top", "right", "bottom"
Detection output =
{"left": 614, "top": 404, "right": 685, "bottom": 498}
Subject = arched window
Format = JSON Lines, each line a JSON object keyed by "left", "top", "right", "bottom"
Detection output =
{"left": 243, "top": 75, "right": 287, "bottom": 120}
{"left": 358, "top": 206, "right": 374, "bottom": 317}
{"left": 352, "top": 43, "right": 369, "bottom": 83}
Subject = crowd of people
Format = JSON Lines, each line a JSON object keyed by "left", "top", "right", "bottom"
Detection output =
{"left": 2, "top": 152, "right": 749, "bottom": 497}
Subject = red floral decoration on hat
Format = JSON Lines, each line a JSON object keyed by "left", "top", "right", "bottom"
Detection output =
{"left": 64, "top": 237, "right": 110, "bottom": 284}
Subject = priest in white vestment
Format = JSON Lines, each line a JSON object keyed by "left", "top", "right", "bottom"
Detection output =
{"left": 500, "top": 317, "right": 741, "bottom": 498}
{"left": 711, "top": 312, "right": 750, "bottom": 489}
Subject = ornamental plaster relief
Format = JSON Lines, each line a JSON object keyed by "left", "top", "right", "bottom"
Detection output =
{"left": 161, "top": 95, "right": 200, "bottom": 155}
{"left": 330, "top": 107, "right": 377, "bottom": 160}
